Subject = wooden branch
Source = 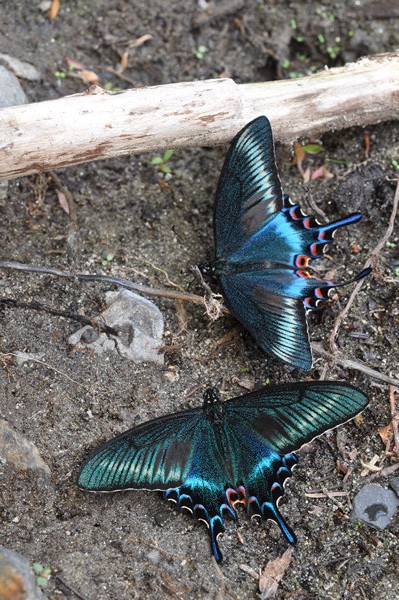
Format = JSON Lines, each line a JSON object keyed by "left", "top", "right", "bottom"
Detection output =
{"left": 0, "top": 51, "right": 398, "bottom": 180}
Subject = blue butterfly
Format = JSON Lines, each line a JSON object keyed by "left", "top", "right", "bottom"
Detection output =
{"left": 77, "top": 381, "right": 368, "bottom": 563}
{"left": 213, "top": 116, "right": 371, "bottom": 370}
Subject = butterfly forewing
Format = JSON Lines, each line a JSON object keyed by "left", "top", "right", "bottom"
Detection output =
{"left": 224, "top": 381, "right": 369, "bottom": 454}
{"left": 214, "top": 116, "right": 283, "bottom": 260}
{"left": 78, "top": 409, "right": 203, "bottom": 492}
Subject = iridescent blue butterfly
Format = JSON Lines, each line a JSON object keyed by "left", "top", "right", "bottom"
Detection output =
{"left": 77, "top": 381, "right": 368, "bottom": 563}
{"left": 213, "top": 116, "right": 371, "bottom": 370}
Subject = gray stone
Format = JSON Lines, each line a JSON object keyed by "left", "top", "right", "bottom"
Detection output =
{"left": 0, "top": 53, "right": 41, "bottom": 81}
{"left": 0, "top": 419, "right": 51, "bottom": 478}
{"left": 0, "top": 546, "right": 45, "bottom": 600}
{"left": 68, "top": 289, "right": 164, "bottom": 364}
{"left": 0, "top": 65, "right": 27, "bottom": 107}
{"left": 351, "top": 484, "right": 399, "bottom": 530}
{"left": 389, "top": 477, "right": 399, "bottom": 498}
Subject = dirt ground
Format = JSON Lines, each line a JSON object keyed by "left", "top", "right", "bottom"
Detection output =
{"left": 0, "top": 1, "right": 398, "bottom": 599}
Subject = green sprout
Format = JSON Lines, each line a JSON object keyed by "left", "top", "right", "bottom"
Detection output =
{"left": 386, "top": 241, "right": 396, "bottom": 248}
{"left": 395, "top": 267, "right": 399, "bottom": 277}
{"left": 317, "top": 33, "right": 325, "bottom": 44}
{"left": 392, "top": 159, "right": 399, "bottom": 171}
{"left": 33, "top": 563, "right": 51, "bottom": 587}
{"left": 326, "top": 45, "right": 340, "bottom": 59}
{"left": 301, "top": 143, "right": 323, "bottom": 155}
{"left": 281, "top": 58, "right": 290, "bottom": 69}
{"left": 194, "top": 45, "right": 207, "bottom": 60}
{"left": 263, "top": 377, "right": 271, "bottom": 386}
{"left": 102, "top": 252, "right": 115, "bottom": 267}
{"left": 150, "top": 149, "right": 174, "bottom": 174}
{"left": 290, "top": 19, "right": 297, "bottom": 30}
{"left": 54, "top": 70, "right": 66, "bottom": 79}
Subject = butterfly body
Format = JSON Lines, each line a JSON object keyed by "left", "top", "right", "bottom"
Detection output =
{"left": 213, "top": 117, "right": 371, "bottom": 370}
{"left": 78, "top": 382, "right": 368, "bottom": 563}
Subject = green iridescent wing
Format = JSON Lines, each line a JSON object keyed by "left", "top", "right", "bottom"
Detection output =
{"left": 77, "top": 408, "right": 206, "bottom": 492}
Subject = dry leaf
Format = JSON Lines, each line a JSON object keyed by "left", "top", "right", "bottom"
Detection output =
{"left": 120, "top": 51, "right": 129, "bottom": 71}
{"left": 48, "top": 0, "right": 60, "bottom": 21}
{"left": 302, "top": 166, "right": 311, "bottom": 183}
{"left": 76, "top": 69, "right": 100, "bottom": 84}
{"left": 259, "top": 547, "right": 294, "bottom": 599}
{"left": 292, "top": 141, "right": 306, "bottom": 176}
{"left": 379, "top": 423, "right": 392, "bottom": 446}
{"left": 56, "top": 189, "right": 69, "bottom": 214}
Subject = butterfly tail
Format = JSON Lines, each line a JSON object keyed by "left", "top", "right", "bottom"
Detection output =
{"left": 302, "top": 267, "right": 372, "bottom": 310}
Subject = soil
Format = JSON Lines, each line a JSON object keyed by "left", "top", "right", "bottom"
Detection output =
{"left": 0, "top": 2, "right": 398, "bottom": 599}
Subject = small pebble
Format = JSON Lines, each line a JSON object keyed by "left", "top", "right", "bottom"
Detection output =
{"left": 351, "top": 484, "right": 399, "bottom": 529}
{"left": 0, "top": 546, "right": 45, "bottom": 600}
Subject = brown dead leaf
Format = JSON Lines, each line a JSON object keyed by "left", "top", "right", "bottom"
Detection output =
{"left": 76, "top": 69, "right": 100, "bottom": 84}
{"left": 48, "top": 0, "right": 60, "bottom": 21}
{"left": 120, "top": 51, "right": 129, "bottom": 71}
{"left": 56, "top": 189, "right": 69, "bottom": 214}
{"left": 379, "top": 423, "right": 393, "bottom": 446}
{"left": 259, "top": 547, "right": 294, "bottom": 599}
{"left": 292, "top": 141, "right": 306, "bottom": 176}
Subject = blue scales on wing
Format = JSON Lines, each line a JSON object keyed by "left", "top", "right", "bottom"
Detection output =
{"left": 78, "top": 383, "right": 369, "bottom": 563}
{"left": 213, "top": 116, "right": 371, "bottom": 370}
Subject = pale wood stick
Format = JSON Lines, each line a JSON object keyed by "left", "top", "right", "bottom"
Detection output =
{"left": 0, "top": 51, "right": 398, "bottom": 180}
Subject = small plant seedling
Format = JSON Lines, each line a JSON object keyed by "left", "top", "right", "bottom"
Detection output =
{"left": 33, "top": 563, "right": 52, "bottom": 587}
{"left": 392, "top": 159, "right": 399, "bottom": 171}
{"left": 150, "top": 149, "right": 174, "bottom": 174}
{"left": 194, "top": 45, "right": 207, "bottom": 60}
{"left": 102, "top": 253, "right": 115, "bottom": 267}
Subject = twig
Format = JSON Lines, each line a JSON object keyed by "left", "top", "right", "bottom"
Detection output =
{"left": 0, "top": 352, "right": 92, "bottom": 392}
{"left": 312, "top": 343, "right": 399, "bottom": 387}
{"left": 0, "top": 260, "right": 206, "bottom": 305}
{"left": 49, "top": 171, "right": 78, "bottom": 266}
{"left": 0, "top": 297, "right": 119, "bottom": 336}
{"left": 329, "top": 178, "right": 399, "bottom": 354}
{"left": 54, "top": 574, "right": 88, "bottom": 600}
{"left": 389, "top": 385, "right": 399, "bottom": 458}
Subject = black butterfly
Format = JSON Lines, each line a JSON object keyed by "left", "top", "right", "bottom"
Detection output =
{"left": 212, "top": 116, "right": 371, "bottom": 370}
{"left": 78, "top": 381, "right": 368, "bottom": 563}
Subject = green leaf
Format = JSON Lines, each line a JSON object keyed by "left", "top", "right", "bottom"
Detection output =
{"left": 302, "top": 143, "right": 323, "bottom": 155}
{"left": 33, "top": 563, "right": 43, "bottom": 574}
{"left": 162, "top": 149, "right": 174, "bottom": 162}
{"left": 317, "top": 33, "right": 325, "bottom": 44}
{"left": 150, "top": 156, "right": 163, "bottom": 165}
{"left": 391, "top": 159, "right": 399, "bottom": 171}
{"left": 36, "top": 576, "right": 49, "bottom": 587}
{"left": 395, "top": 267, "right": 399, "bottom": 277}
{"left": 386, "top": 241, "right": 396, "bottom": 248}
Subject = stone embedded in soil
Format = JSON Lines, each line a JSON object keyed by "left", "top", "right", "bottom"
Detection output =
{"left": 0, "top": 66, "right": 27, "bottom": 107}
{"left": 0, "top": 53, "right": 41, "bottom": 81}
{"left": 68, "top": 289, "right": 164, "bottom": 365}
{"left": 389, "top": 477, "right": 399, "bottom": 498}
{"left": 0, "top": 420, "right": 51, "bottom": 478}
{"left": 0, "top": 546, "right": 45, "bottom": 600}
{"left": 351, "top": 484, "right": 399, "bottom": 530}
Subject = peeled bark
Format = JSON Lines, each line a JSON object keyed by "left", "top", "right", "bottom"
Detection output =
{"left": 0, "top": 51, "right": 398, "bottom": 180}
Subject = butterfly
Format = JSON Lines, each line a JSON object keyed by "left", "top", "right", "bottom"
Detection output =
{"left": 77, "top": 381, "right": 368, "bottom": 563}
{"left": 212, "top": 116, "right": 371, "bottom": 370}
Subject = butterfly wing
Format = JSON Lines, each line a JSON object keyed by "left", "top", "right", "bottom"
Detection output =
{"left": 214, "top": 116, "right": 370, "bottom": 369}
{"left": 214, "top": 116, "right": 283, "bottom": 261}
{"left": 222, "top": 382, "right": 368, "bottom": 540}
{"left": 77, "top": 405, "right": 233, "bottom": 563}
{"left": 219, "top": 267, "right": 370, "bottom": 370}
{"left": 77, "top": 408, "right": 204, "bottom": 492}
